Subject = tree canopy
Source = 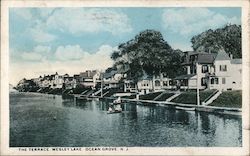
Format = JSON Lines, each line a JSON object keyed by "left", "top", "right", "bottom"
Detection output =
{"left": 111, "top": 29, "right": 183, "bottom": 81}
{"left": 191, "top": 24, "right": 241, "bottom": 58}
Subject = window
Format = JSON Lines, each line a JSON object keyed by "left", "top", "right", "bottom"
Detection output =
{"left": 190, "top": 66, "right": 197, "bottom": 74}
{"left": 181, "top": 80, "right": 188, "bottom": 86}
{"left": 202, "top": 65, "right": 208, "bottom": 73}
{"left": 155, "top": 80, "right": 160, "bottom": 86}
{"left": 211, "top": 78, "right": 219, "bottom": 84}
{"left": 163, "top": 81, "right": 168, "bottom": 86}
{"left": 201, "top": 77, "right": 206, "bottom": 86}
{"left": 220, "top": 65, "right": 227, "bottom": 71}
{"left": 215, "top": 78, "right": 219, "bottom": 84}
{"left": 211, "top": 78, "right": 214, "bottom": 84}
{"left": 222, "top": 78, "right": 226, "bottom": 84}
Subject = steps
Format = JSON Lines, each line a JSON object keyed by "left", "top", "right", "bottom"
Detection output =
{"left": 93, "top": 89, "right": 102, "bottom": 96}
{"left": 166, "top": 92, "right": 181, "bottom": 102}
{"left": 202, "top": 90, "right": 222, "bottom": 106}
{"left": 153, "top": 91, "right": 166, "bottom": 101}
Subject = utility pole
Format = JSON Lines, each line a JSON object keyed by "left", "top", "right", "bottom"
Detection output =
{"left": 196, "top": 62, "right": 200, "bottom": 106}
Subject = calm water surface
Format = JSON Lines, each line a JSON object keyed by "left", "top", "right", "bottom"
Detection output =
{"left": 10, "top": 92, "right": 242, "bottom": 147}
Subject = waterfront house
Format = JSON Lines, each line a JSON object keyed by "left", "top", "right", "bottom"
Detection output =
{"left": 137, "top": 72, "right": 175, "bottom": 94}
{"left": 31, "top": 76, "right": 43, "bottom": 87}
{"left": 50, "top": 72, "right": 64, "bottom": 89}
{"left": 176, "top": 49, "right": 242, "bottom": 91}
{"left": 103, "top": 68, "right": 123, "bottom": 89}
{"left": 79, "top": 70, "right": 101, "bottom": 88}
{"left": 63, "top": 74, "right": 76, "bottom": 89}
{"left": 40, "top": 75, "right": 51, "bottom": 88}
{"left": 207, "top": 50, "right": 242, "bottom": 90}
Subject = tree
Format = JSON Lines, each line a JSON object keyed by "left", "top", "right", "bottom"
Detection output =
{"left": 111, "top": 29, "right": 183, "bottom": 82}
{"left": 191, "top": 24, "right": 241, "bottom": 58}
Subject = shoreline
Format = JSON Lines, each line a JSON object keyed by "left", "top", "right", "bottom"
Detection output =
{"left": 10, "top": 91, "right": 242, "bottom": 116}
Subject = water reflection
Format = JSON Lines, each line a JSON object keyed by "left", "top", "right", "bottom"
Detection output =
{"left": 10, "top": 93, "right": 242, "bottom": 147}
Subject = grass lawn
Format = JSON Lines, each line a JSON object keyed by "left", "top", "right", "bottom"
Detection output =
{"left": 171, "top": 90, "right": 216, "bottom": 104}
{"left": 155, "top": 92, "right": 175, "bottom": 101}
{"left": 209, "top": 90, "right": 242, "bottom": 108}
{"left": 139, "top": 92, "right": 162, "bottom": 100}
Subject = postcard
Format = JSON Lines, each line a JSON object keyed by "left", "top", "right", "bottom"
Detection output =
{"left": 1, "top": 0, "right": 249, "bottom": 155}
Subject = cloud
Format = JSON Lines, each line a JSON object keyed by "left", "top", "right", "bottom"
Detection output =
{"left": 30, "top": 26, "right": 57, "bottom": 43}
{"left": 55, "top": 45, "right": 85, "bottom": 61}
{"left": 11, "top": 44, "right": 116, "bottom": 85}
{"left": 46, "top": 8, "right": 132, "bottom": 35}
{"left": 20, "top": 45, "right": 51, "bottom": 61}
{"left": 21, "top": 52, "right": 43, "bottom": 61}
{"left": 162, "top": 8, "right": 240, "bottom": 36}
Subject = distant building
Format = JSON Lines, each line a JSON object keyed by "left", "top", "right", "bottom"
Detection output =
{"left": 176, "top": 50, "right": 242, "bottom": 91}
{"left": 137, "top": 72, "right": 174, "bottom": 94}
{"left": 50, "top": 72, "right": 64, "bottom": 89}
{"left": 63, "top": 74, "right": 76, "bottom": 89}
{"left": 79, "top": 70, "right": 101, "bottom": 88}
{"left": 103, "top": 68, "right": 123, "bottom": 89}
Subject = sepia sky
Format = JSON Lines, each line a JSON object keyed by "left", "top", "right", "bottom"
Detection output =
{"left": 9, "top": 7, "right": 241, "bottom": 85}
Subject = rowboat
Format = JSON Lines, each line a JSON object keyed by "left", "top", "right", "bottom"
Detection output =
{"left": 175, "top": 106, "right": 195, "bottom": 111}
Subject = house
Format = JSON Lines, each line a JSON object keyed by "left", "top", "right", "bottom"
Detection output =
{"left": 79, "top": 70, "right": 101, "bottom": 88}
{"left": 207, "top": 50, "right": 242, "bottom": 90}
{"left": 103, "top": 68, "right": 123, "bottom": 89}
{"left": 176, "top": 49, "right": 242, "bottom": 91}
{"left": 40, "top": 75, "right": 51, "bottom": 88}
{"left": 50, "top": 72, "right": 64, "bottom": 89}
{"left": 63, "top": 74, "right": 76, "bottom": 89}
{"left": 31, "top": 76, "right": 43, "bottom": 87}
{"left": 137, "top": 72, "right": 174, "bottom": 94}
{"left": 152, "top": 73, "right": 175, "bottom": 90}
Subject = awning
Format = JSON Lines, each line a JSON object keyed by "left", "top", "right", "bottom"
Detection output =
{"left": 174, "top": 74, "right": 196, "bottom": 80}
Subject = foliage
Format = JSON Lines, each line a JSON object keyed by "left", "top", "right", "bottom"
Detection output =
{"left": 111, "top": 29, "right": 184, "bottom": 82}
{"left": 191, "top": 24, "right": 241, "bottom": 58}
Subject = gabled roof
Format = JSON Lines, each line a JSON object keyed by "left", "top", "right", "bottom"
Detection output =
{"left": 231, "top": 59, "right": 242, "bottom": 64}
{"left": 197, "top": 53, "right": 215, "bottom": 64}
{"left": 215, "top": 49, "right": 231, "bottom": 61}
{"left": 182, "top": 51, "right": 215, "bottom": 65}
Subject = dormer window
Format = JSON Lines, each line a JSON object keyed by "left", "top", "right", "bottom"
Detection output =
{"left": 202, "top": 65, "right": 208, "bottom": 73}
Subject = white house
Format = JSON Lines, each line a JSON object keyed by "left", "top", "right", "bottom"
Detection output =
{"left": 103, "top": 68, "right": 123, "bottom": 89}
{"left": 79, "top": 70, "right": 101, "bottom": 88}
{"left": 208, "top": 50, "right": 242, "bottom": 90}
{"left": 177, "top": 50, "right": 242, "bottom": 91}
{"left": 137, "top": 72, "right": 174, "bottom": 94}
{"left": 50, "top": 72, "right": 64, "bottom": 89}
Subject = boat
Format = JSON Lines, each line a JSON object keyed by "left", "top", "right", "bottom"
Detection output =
{"left": 175, "top": 106, "right": 195, "bottom": 111}
{"left": 107, "top": 109, "right": 122, "bottom": 114}
{"left": 107, "top": 103, "right": 122, "bottom": 114}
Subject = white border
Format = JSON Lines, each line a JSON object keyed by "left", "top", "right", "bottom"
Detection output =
{"left": 1, "top": 0, "right": 249, "bottom": 155}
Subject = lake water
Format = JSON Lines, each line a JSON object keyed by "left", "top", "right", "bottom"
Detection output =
{"left": 10, "top": 92, "right": 242, "bottom": 147}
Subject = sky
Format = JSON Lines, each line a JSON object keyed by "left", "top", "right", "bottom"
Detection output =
{"left": 9, "top": 7, "right": 241, "bottom": 85}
